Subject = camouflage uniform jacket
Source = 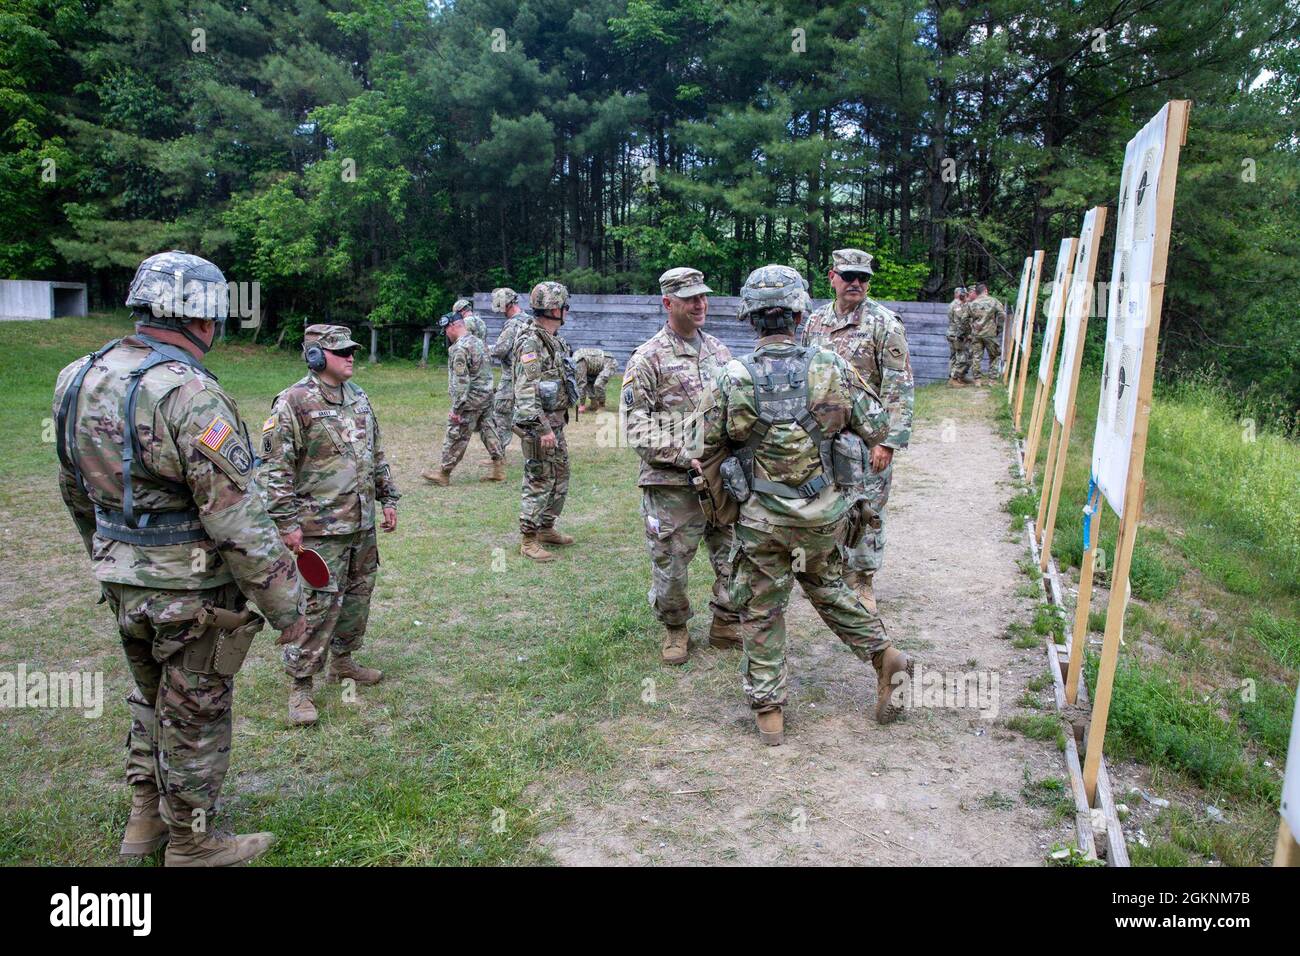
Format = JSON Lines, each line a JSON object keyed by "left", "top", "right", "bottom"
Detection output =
{"left": 53, "top": 334, "right": 303, "bottom": 627}
{"left": 948, "top": 299, "right": 970, "bottom": 332}
{"left": 801, "top": 297, "right": 914, "bottom": 449}
{"left": 260, "top": 372, "right": 400, "bottom": 537}
{"left": 623, "top": 325, "right": 731, "bottom": 488}
{"left": 448, "top": 333, "right": 494, "bottom": 413}
{"left": 492, "top": 315, "right": 530, "bottom": 378}
{"left": 511, "top": 323, "right": 570, "bottom": 439}
{"left": 965, "top": 294, "right": 1008, "bottom": 338}
{"left": 694, "top": 337, "right": 889, "bottom": 530}
{"left": 572, "top": 347, "right": 608, "bottom": 368}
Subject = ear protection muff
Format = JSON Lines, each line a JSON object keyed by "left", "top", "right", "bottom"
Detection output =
{"left": 305, "top": 343, "right": 327, "bottom": 372}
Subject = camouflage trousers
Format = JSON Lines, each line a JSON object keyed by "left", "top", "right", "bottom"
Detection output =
{"left": 577, "top": 359, "right": 617, "bottom": 407}
{"left": 441, "top": 402, "right": 502, "bottom": 471}
{"left": 970, "top": 333, "right": 1001, "bottom": 379}
{"left": 947, "top": 334, "right": 973, "bottom": 380}
{"left": 493, "top": 379, "right": 515, "bottom": 451}
{"left": 283, "top": 529, "right": 379, "bottom": 679}
{"left": 519, "top": 428, "right": 569, "bottom": 533}
{"left": 107, "top": 580, "right": 246, "bottom": 829}
{"left": 842, "top": 460, "right": 892, "bottom": 575}
{"left": 729, "top": 520, "right": 891, "bottom": 708}
{"left": 641, "top": 485, "right": 740, "bottom": 628}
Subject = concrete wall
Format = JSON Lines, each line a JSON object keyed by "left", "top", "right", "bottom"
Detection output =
{"left": 472, "top": 293, "right": 952, "bottom": 385}
{"left": 0, "top": 281, "right": 88, "bottom": 320}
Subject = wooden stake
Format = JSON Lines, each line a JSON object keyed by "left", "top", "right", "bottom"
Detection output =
{"left": 1013, "top": 250, "right": 1045, "bottom": 431}
{"left": 1035, "top": 418, "right": 1062, "bottom": 546}
{"left": 1066, "top": 502, "right": 1099, "bottom": 706}
{"left": 1276, "top": 818, "right": 1300, "bottom": 867}
{"left": 1024, "top": 239, "right": 1077, "bottom": 480}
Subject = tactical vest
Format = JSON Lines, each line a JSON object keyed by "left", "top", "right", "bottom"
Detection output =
{"left": 734, "top": 347, "right": 833, "bottom": 499}
{"left": 56, "top": 334, "right": 215, "bottom": 546}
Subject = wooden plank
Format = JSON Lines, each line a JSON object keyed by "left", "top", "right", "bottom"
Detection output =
{"left": 1013, "top": 250, "right": 1045, "bottom": 430}
{"left": 1094, "top": 757, "right": 1131, "bottom": 866}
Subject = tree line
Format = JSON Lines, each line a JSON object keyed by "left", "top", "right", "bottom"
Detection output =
{"left": 2, "top": 0, "right": 1297, "bottom": 412}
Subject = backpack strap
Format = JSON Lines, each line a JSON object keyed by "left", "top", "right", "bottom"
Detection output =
{"left": 736, "top": 348, "right": 831, "bottom": 499}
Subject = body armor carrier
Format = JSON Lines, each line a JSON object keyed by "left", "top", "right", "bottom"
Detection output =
{"left": 57, "top": 335, "right": 217, "bottom": 546}
{"left": 731, "top": 346, "right": 833, "bottom": 500}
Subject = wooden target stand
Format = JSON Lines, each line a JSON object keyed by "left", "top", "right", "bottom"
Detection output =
{"left": 1001, "top": 258, "right": 1032, "bottom": 385}
{"left": 1021, "top": 238, "right": 1077, "bottom": 484}
{"left": 1010, "top": 251, "right": 1045, "bottom": 430}
{"left": 1036, "top": 208, "right": 1108, "bottom": 568}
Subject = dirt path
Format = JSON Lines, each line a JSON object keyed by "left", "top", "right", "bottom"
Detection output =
{"left": 537, "top": 387, "right": 1072, "bottom": 865}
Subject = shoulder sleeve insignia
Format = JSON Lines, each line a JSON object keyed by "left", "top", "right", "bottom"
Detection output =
{"left": 520, "top": 351, "right": 538, "bottom": 363}
{"left": 199, "top": 418, "right": 234, "bottom": 452}
{"left": 263, "top": 415, "right": 277, "bottom": 432}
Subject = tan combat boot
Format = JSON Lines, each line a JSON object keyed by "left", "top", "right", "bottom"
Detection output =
{"left": 708, "top": 617, "right": 742, "bottom": 650}
{"left": 119, "top": 781, "right": 169, "bottom": 857}
{"left": 165, "top": 828, "right": 276, "bottom": 867}
{"left": 288, "top": 677, "right": 318, "bottom": 726}
{"left": 661, "top": 626, "right": 690, "bottom": 665}
{"left": 756, "top": 706, "right": 784, "bottom": 746}
{"left": 947, "top": 377, "right": 967, "bottom": 389}
{"left": 329, "top": 654, "right": 383, "bottom": 686}
{"left": 520, "top": 533, "right": 556, "bottom": 562}
{"left": 871, "top": 647, "right": 915, "bottom": 724}
{"left": 421, "top": 467, "right": 451, "bottom": 486}
{"left": 537, "top": 527, "right": 574, "bottom": 546}
{"left": 850, "top": 571, "right": 878, "bottom": 614}
{"left": 482, "top": 458, "right": 506, "bottom": 482}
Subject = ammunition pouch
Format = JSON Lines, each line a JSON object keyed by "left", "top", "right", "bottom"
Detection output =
{"left": 181, "top": 604, "right": 265, "bottom": 677}
{"left": 537, "top": 380, "right": 562, "bottom": 412}
{"left": 720, "top": 456, "right": 751, "bottom": 504}
{"left": 561, "top": 356, "right": 580, "bottom": 408}
{"left": 690, "top": 448, "right": 740, "bottom": 526}
{"left": 831, "top": 432, "right": 868, "bottom": 489}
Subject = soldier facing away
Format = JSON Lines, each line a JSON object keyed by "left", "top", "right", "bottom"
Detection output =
{"left": 801, "top": 247, "right": 914, "bottom": 613}
{"left": 54, "top": 250, "right": 306, "bottom": 866}
{"left": 573, "top": 346, "right": 620, "bottom": 412}
{"left": 452, "top": 297, "right": 490, "bottom": 351}
{"left": 490, "top": 287, "right": 530, "bottom": 451}
{"left": 260, "top": 325, "right": 401, "bottom": 726}
{"left": 966, "top": 282, "right": 1008, "bottom": 384}
{"left": 622, "top": 267, "right": 741, "bottom": 666}
{"left": 947, "top": 286, "right": 973, "bottom": 387}
{"left": 513, "top": 281, "right": 579, "bottom": 562}
{"left": 422, "top": 310, "right": 505, "bottom": 485}
{"left": 687, "top": 264, "right": 914, "bottom": 745}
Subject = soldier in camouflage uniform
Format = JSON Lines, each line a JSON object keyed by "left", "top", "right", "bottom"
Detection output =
{"left": 966, "top": 282, "right": 1008, "bottom": 384}
{"left": 452, "top": 297, "right": 490, "bottom": 350}
{"left": 573, "top": 347, "right": 619, "bottom": 411}
{"left": 54, "top": 251, "right": 306, "bottom": 866}
{"left": 947, "top": 286, "right": 972, "bottom": 387}
{"left": 490, "top": 287, "right": 529, "bottom": 451}
{"left": 513, "top": 281, "right": 578, "bottom": 562}
{"left": 688, "top": 264, "right": 914, "bottom": 745}
{"left": 260, "top": 325, "right": 401, "bottom": 726}
{"left": 422, "top": 312, "right": 505, "bottom": 485}
{"left": 801, "top": 248, "right": 914, "bottom": 613}
{"left": 623, "top": 267, "right": 741, "bottom": 665}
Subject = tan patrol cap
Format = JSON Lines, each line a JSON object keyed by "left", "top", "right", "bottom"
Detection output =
{"left": 830, "top": 248, "right": 875, "bottom": 275}
{"left": 304, "top": 324, "right": 361, "bottom": 351}
{"left": 659, "top": 267, "right": 712, "bottom": 298}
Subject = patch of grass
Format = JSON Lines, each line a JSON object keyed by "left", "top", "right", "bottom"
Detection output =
{"left": 1234, "top": 677, "right": 1296, "bottom": 762}
{"left": 1027, "top": 671, "right": 1053, "bottom": 693}
{"left": 1248, "top": 610, "right": 1300, "bottom": 670}
{"left": 1005, "top": 490, "right": 1038, "bottom": 531}
{"left": 1031, "top": 603, "right": 1065, "bottom": 643}
{"left": 1017, "top": 690, "right": 1043, "bottom": 710}
{"left": 1021, "top": 776, "right": 1074, "bottom": 824}
{"left": 1011, "top": 631, "right": 1041, "bottom": 650}
{"left": 1131, "top": 839, "right": 1192, "bottom": 867}
{"left": 979, "top": 791, "right": 1015, "bottom": 811}
{"left": 1087, "top": 611, "right": 1107, "bottom": 635}
{"left": 1129, "top": 544, "right": 1183, "bottom": 602}
{"left": 1006, "top": 713, "right": 1060, "bottom": 741}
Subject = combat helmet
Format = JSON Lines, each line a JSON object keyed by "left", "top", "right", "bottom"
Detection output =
{"left": 126, "top": 250, "right": 229, "bottom": 352}
{"left": 529, "top": 281, "right": 569, "bottom": 316}
{"left": 491, "top": 287, "right": 519, "bottom": 312}
{"left": 739, "top": 264, "right": 806, "bottom": 334}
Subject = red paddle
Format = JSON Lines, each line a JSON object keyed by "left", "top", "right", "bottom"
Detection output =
{"left": 296, "top": 548, "right": 331, "bottom": 589}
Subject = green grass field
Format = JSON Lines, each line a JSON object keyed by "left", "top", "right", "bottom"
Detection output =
{"left": 1010, "top": 358, "right": 1299, "bottom": 866}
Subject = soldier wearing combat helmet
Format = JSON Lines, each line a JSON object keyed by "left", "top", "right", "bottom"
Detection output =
{"left": 801, "top": 247, "right": 914, "bottom": 613}
{"left": 965, "top": 282, "right": 1008, "bottom": 384}
{"left": 947, "top": 286, "right": 973, "bottom": 387}
{"left": 422, "top": 310, "right": 504, "bottom": 485}
{"left": 686, "top": 264, "right": 913, "bottom": 745}
{"left": 260, "top": 324, "right": 401, "bottom": 726}
{"left": 452, "top": 297, "right": 490, "bottom": 346}
{"left": 53, "top": 250, "right": 306, "bottom": 866}
{"left": 512, "top": 281, "right": 579, "bottom": 561}
{"left": 623, "top": 267, "right": 740, "bottom": 665}
{"left": 490, "top": 287, "right": 529, "bottom": 451}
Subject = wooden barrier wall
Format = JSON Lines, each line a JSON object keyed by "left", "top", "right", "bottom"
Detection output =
{"left": 472, "top": 293, "right": 952, "bottom": 385}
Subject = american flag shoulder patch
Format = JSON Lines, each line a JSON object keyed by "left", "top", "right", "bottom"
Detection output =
{"left": 520, "top": 351, "right": 537, "bottom": 363}
{"left": 199, "top": 418, "right": 233, "bottom": 452}
{"left": 263, "top": 415, "right": 277, "bottom": 432}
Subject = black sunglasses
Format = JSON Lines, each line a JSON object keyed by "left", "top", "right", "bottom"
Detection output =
{"left": 836, "top": 271, "right": 870, "bottom": 283}
{"left": 327, "top": 347, "right": 358, "bottom": 358}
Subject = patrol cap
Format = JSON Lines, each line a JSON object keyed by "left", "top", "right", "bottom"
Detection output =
{"left": 658, "top": 267, "right": 712, "bottom": 298}
{"left": 304, "top": 324, "right": 362, "bottom": 351}
{"left": 452, "top": 298, "right": 473, "bottom": 313}
{"left": 830, "top": 248, "right": 875, "bottom": 276}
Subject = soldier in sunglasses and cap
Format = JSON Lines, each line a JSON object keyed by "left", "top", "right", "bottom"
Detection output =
{"left": 801, "top": 248, "right": 914, "bottom": 614}
{"left": 260, "top": 324, "right": 400, "bottom": 727}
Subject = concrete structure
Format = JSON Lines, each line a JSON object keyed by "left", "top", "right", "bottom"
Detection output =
{"left": 472, "top": 293, "right": 952, "bottom": 385}
{"left": 0, "top": 281, "right": 88, "bottom": 321}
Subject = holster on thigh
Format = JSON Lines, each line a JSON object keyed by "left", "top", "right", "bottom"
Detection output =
{"left": 181, "top": 605, "right": 265, "bottom": 677}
